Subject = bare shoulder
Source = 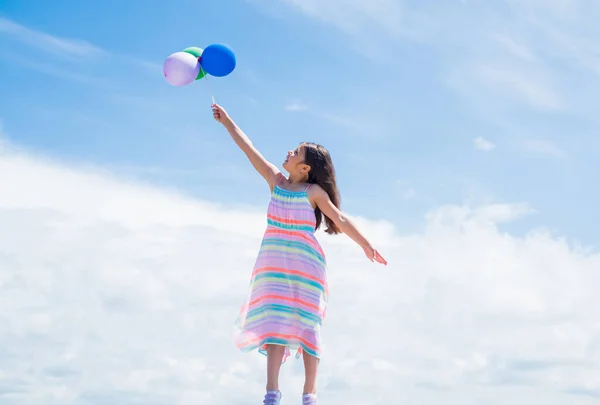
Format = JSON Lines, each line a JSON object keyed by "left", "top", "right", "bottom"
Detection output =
{"left": 274, "top": 171, "right": 286, "bottom": 184}
{"left": 270, "top": 172, "right": 286, "bottom": 191}
{"left": 306, "top": 183, "right": 344, "bottom": 220}
{"left": 307, "top": 183, "right": 328, "bottom": 198}
{"left": 306, "top": 184, "right": 331, "bottom": 209}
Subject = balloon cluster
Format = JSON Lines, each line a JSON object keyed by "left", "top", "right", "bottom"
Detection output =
{"left": 163, "top": 44, "right": 236, "bottom": 87}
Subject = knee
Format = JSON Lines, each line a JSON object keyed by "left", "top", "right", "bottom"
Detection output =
{"left": 267, "top": 344, "right": 286, "bottom": 354}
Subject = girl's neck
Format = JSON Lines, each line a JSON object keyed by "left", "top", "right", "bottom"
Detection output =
{"left": 287, "top": 173, "right": 308, "bottom": 184}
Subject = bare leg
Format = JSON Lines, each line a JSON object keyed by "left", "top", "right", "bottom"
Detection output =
{"left": 266, "top": 345, "right": 286, "bottom": 391}
{"left": 302, "top": 350, "right": 319, "bottom": 395}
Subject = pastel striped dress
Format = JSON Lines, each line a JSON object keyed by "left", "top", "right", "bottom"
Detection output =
{"left": 233, "top": 178, "right": 328, "bottom": 362}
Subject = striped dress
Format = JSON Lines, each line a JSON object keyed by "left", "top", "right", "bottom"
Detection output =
{"left": 233, "top": 178, "right": 328, "bottom": 362}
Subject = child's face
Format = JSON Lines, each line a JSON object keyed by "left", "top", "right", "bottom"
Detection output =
{"left": 282, "top": 145, "right": 306, "bottom": 173}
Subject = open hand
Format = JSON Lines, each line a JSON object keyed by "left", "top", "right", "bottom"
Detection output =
{"left": 212, "top": 103, "right": 231, "bottom": 125}
{"left": 363, "top": 245, "right": 387, "bottom": 265}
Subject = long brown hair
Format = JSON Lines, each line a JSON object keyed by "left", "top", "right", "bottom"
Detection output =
{"left": 301, "top": 142, "right": 341, "bottom": 235}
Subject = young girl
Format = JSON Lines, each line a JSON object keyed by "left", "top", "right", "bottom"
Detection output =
{"left": 212, "top": 104, "right": 387, "bottom": 405}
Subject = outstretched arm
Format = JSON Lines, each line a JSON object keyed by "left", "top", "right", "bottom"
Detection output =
{"left": 212, "top": 104, "right": 280, "bottom": 189}
{"left": 312, "top": 186, "right": 387, "bottom": 265}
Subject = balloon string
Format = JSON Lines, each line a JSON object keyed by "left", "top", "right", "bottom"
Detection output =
{"left": 199, "top": 62, "right": 216, "bottom": 104}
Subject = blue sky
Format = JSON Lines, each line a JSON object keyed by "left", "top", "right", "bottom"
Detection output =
{"left": 2, "top": 2, "right": 600, "bottom": 404}
{"left": 2, "top": 0, "right": 598, "bottom": 247}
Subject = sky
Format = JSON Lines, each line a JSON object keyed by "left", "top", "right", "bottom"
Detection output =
{"left": 1, "top": 0, "right": 600, "bottom": 404}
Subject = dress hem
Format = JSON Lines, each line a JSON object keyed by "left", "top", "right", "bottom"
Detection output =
{"left": 237, "top": 339, "right": 321, "bottom": 363}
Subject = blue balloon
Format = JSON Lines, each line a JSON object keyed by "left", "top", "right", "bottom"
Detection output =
{"left": 200, "top": 44, "right": 236, "bottom": 77}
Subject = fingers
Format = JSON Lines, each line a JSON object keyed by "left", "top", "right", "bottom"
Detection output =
{"left": 374, "top": 250, "right": 387, "bottom": 265}
{"left": 365, "top": 247, "right": 386, "bottom": 265}
{"left": 211, "top": 104, "right": 225, "bottom": 122}
{"left": 212, "top": 104, "right": 222, "bottom": 121}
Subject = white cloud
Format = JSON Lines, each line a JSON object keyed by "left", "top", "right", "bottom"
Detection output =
{"left": 395, "top": 180, "right": 420, "bottom": 201}
{"left": 470, "top": 63, "right": 564, "bottom": 112}
{"left": 265, "top": 0, "right": 600, "bottom": 118}
{"left": 474, "top": 202, "right": 535, "bottom": 223}
{"left": 1, "top": 144, "right": 599, "bottom": 404}
{"left": 0, "top": 17, "right": 106, "bottom": 59}
{"left": 318, "top": 111, "right": 363, "bottom": 131}
{"left": 519, "top": 139, "right": 568, "bottom": 159}
{"left": 0, "top": 17, "right": 157, "bottom": 85}
{"left": 474, "top": 137, "right": 496, "bottom": 151}
{"left": 492, "top": 34, "right": 539, "bottom": 62}
{"left": 282, "top": 102, "right": 368, "bottom": 134}
{"left": 402, "top": 188, "right": 417, "bottom": 199}
{"left": 284, "top": 102, "right": 308, "bottom": 111}
{"left": 280, "top": 0, "right": 404, "bottom": 38}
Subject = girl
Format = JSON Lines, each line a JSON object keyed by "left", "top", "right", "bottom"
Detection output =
{"left": 212, "top": 104, "right": 387, "bottom": 405}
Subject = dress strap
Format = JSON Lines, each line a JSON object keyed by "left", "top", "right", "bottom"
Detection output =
{"left": 304, "top": 183, "right": 313, "bottom": 191}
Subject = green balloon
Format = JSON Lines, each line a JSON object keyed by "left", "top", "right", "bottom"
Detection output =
{"left": 182, "top": 47, "right": 206, "bottom": 80}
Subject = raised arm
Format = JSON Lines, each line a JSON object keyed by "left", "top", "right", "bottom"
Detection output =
{"left": 212, "top": 104, "right": 280, "bottom": 189}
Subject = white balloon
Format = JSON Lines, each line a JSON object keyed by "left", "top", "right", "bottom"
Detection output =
{"left": 162, "top": 51, "right": 200, "bottom": 86}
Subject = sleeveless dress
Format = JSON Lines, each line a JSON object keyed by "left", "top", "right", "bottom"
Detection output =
{"left": 233, "top": 178, "right": 329, "bottom": 362}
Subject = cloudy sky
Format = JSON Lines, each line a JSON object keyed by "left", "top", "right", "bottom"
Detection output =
{"left": 1, "top": 1, "right": 599, "bottom": 404}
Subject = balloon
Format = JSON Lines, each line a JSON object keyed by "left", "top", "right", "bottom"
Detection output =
{"left": 200, "top": 44, "right": 236, "bottom": 77}
{"left": 163, "top": 51, "right": 200, "bottom": 86}
{"left": 182, "top": 47, "right": 207, "bottom": 80}
{"left": 182, "top": 46, "right": 203, "bottom": 58}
